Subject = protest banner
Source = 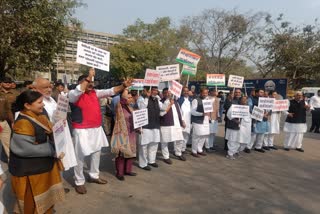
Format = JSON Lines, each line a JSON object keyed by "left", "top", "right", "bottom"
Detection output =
{"left": 144, "top": 69, "right": 160, "bottom": 86}
{"left": 207, "top": 74, "right": 225, "bottom": 86}
{"left": 176, "top": 48, "right": 201, "bottom": 68}
{"left": 53, "top": 120, "right": 77, "bottom": 170}
{"left": 227, "top": 75, "right": 244, "bottom": 88}
{"left": 156, "top": 64, "right": 180, "bottom": 82}
{"left": 129, "top": 79, "right": 144, "bottom": 90}
{"left": 53, "top": 94, "right": 69, "bottom": 122}
{"left": 169, "top": 80, "right": 183, "bottom": 98}
{"left": 76, "top": 41, "right": 110, "bottom": 71}
{"left": 133, "top": 109, "right": 149, "bottom": 129}
{"left": 181, "top": 64, "right": 197, "bottom": 76}
{"left": 273, "top": 99, "right": 289, "bottom": 111}
{"left": 258, "top": 97, "right": 275, "bottom": 110}
{"left": 203, "top": 100, "right": 213, "bottom": 113}
{"left": 251, "top": 106, "right": 264, "bottom": 121}
{"left": 231, "top": 105, "right": 250, "bottom": 118}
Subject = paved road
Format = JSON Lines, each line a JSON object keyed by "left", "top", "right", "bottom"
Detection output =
{"left": 1, "top": 119, "right": 320, "bottom": 214}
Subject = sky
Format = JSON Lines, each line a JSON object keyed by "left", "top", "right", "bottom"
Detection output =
{"left": 75, "top": 0, "right": 320, "bottom": 35}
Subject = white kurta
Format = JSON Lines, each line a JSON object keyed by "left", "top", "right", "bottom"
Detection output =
{"left": 191, "top": 98, "right": 210, "bottom": 136}
{"left": 180, "top": 97, "right": 192, "bottom": 134}
{"left": 283, "top": 122, "right": 307, "bottom": 133}
{"left": 160, "top": 105, "right": 184, "bottom": 143}
{"left": 269, "top": 112, "right": 281, "bottom": 134}
{"left": 43, "top": 96, "right": 57, "bottom": 122}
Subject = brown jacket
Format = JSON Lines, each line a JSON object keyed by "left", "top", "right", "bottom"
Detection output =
{"left": 210, "top": 96, "right": 220, "bottom": 120}
{"left": 0, "top": 94, "right": 14, "bottom": 122}
{"left": 0, "top": 88, "right": 19, "bottom": 106}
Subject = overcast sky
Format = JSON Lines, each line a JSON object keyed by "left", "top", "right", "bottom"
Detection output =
{"left": 75, "top": 0, "right": 320, "bottom": 35}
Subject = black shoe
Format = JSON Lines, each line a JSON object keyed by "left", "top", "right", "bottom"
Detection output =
{"left": 163, "top": 158, "right": 173, "bottom": 165}
{"left": 191, "top": 153, "right": 200, "bottom": 158}
{"left": 125, "top": 172, "right": 137, "bottom": 176}
{"left": 269, "top": 146, "right": 278, "bottom": 150}
{"left": 64, "top": 188, "right": 70, "bottom": 194}
{"left": 148, "top": 163, "right": 158, "bottom": 168}
{"left": 174, "top": 154, "right": 186, "bottom": 161}
{"left": 296, "top": 148, "right": 304, "bottom": 152}
{"left": 244, "top": 148, "right": 251, "bottom": 153}
{"left": 284, "top": 148, "right": 290, "bottom": 151}
{"left": 315, "top": 130, "right": 320, "bottom": 133}
{"left": 116, "top": 175, "right": 125, "bottom": 181}
{"left": 309, "top": 128, "right": 314, "bottom": 132}
{"left": 254, "top": 148, "right": 265, "bottom": 153}
{"left": 141, "top": 166, "right": 151, "bottom": 171}
{"left": 262, "top": 146, "right": 270, "bottom": 151}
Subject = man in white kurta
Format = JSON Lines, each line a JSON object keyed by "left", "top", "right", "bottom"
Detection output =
{"left": 225, "top": 97, "right": 251, "bottom": 159}
{"left": 176, "top": 87, "right": 192, "bottom": 155}
{"left": 69, "top": 69, "right": 131, "bottom": 194}
{"left": 137, "top": 87, "right": 162, "bottom": 170}
{"left": 191, "top": 88, "right": 210, "bottom": 157}
{"left": 283, "top": 92, "right": 310, "bottom": 152}
{"left": 263, "top": 91, "right": 281, "bottom": 150}
{"left": 160, "top": 89, "right": 185, "bottom": 163}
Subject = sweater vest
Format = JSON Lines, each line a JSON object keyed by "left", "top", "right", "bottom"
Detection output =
{"left": 72, "top": 90, "right": 102, "bottom": 129}
{"left": 9, "top": 115, "right": 54, "bottom": 177}
{"left": 191, "top": 98, "right": 205, "bottom": 124}
{"left": 160, "top": 99, "right": 183, "bottom": 127}
{"left": 285, "top": 100, "right": 306, "bottom": 123}
{"left": 143, "top": 97, "right": 160, "bottom": 129}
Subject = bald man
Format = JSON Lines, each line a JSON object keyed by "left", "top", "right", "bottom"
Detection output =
{"left": 33, "top": 78, "right": 57, "bottom": 122}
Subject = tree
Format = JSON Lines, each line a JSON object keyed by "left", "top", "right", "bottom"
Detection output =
{"left": 0, "top": 0, "right": 83, "bottom": 79}
{"left": 181, "top": 9, "right": 264, "bottom": 74}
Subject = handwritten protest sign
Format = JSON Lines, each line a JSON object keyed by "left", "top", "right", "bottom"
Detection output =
{"left": 231, "top": 105, "right": 250, "bottom": 118}
{"left": 53, "top": 120, "right": 77, "bottom": 170}
{"left": 76, "top": 41, "right": 110, "bottom": 71}
{"left": 129, "top": 79, "right": 144, "bottom": 90}
{"left": 207, "top": 74, "right": 225, "bottom": 86}
{"left": 144, "top": 69, "right": 160, "bottom": 86}
{"left": 169, "top": 80, "right": 183, "bottom": 98}
{"left": 133, "top": 109, "right": 149, "bottom": 129}
{"left": 273, "top": 99, "right": 289, "bottom": 111}
{"left": 157, "top": 64, "right": 180, "bottom": 82}
{"left": 258, "top": 97, "right": 275, "bottom": 110}
{"left": 53, "top": 94, "right": 69, "bottom": 122}
{"left": 181, "top": 64, "right": 197, "bottom": 76}
{"left": 176, "top": 48, "right": 201, "bottom": 68}
{"left": 227, "top": 75, "right": 244, "bottom": 88}
{"left": 251, "top": 106, "right": 264, "bottom": 121}
{"left": 203, "top": 100, "right": 213, "bottom": 113}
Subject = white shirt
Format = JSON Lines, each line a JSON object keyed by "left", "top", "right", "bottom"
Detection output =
{"left": 0, "top": 164, "right": 3, "bottom": 175}
{"left": 310, "top": 95, "right": 320, "bottom": 109}
{"left": 43, "top": 96, "right": 57, "bottom": 122}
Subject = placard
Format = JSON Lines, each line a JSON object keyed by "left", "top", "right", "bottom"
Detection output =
{"left": 227, "top": 75, "right": 244, "bottom": 88}
{"left": 251, "top": 106, "right": 264, "bottom": 121}
{"left": 231, "top": 105, "right": 250, "bottom": 118}
{"left": 62, "top": 74, "right": 71, "bottom": 84}
{"left": 207, "top": 74, "right": 225, "bottom": 86}
{"left": 53, "top": 120, "right": 77, "bottom": 170}
{"left": 156, "top": 64, "right": 180, "bottom": 82}
{"left": 258, "top": 97, "right": 275, "bottom": 110}
{"left": 273, "top": 99, "right": 289, "bottom": 111}
{"left": 76, "top": 41, "right": 110, "bottom": 71}
{"left": 169, "top": 80, "right": 183, "bottom": 98}
{"left": 133, "top": 109, "right": 149, "bottom": 129}
{"left": 203, "top": 100, "right": 213, "bottom": 113}
{"left": 181, "top": 64, "right": 197, "bottom": 76}
{"left": 144, "top": 69, "right": 160, "bottom": 86}
{"left": 176, "top": 48, "right": 201, "bottom": 68}
{"left": 129, "top": 79, "right": 144, "bottom": 90}
{"left": 53, "top": 94, "right": 69, "bottom": 122}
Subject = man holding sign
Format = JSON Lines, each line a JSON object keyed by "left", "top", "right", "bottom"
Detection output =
{"left": 191, "top": 88, "right": 211, "bottom": 157}
{"left": 160, "top": 88, "right": 185, "bottom": 163}
{"left": 69, "top": 68, "right": 132, "bottom": 194}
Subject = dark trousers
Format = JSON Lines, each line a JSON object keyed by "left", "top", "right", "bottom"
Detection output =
{"left": 310, "top": 108, "right": 320, "bottom": 132}
{"left": 115, "top": 156, "right": 134, "bottom": 176}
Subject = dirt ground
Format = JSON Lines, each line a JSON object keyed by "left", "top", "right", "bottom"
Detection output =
{"left": 1, "top": 118, "right": 320, "bottom": 214}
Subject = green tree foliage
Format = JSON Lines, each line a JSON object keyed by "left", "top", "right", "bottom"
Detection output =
{"left": 0, "top": 0, "right": 83, "bottom": 79}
